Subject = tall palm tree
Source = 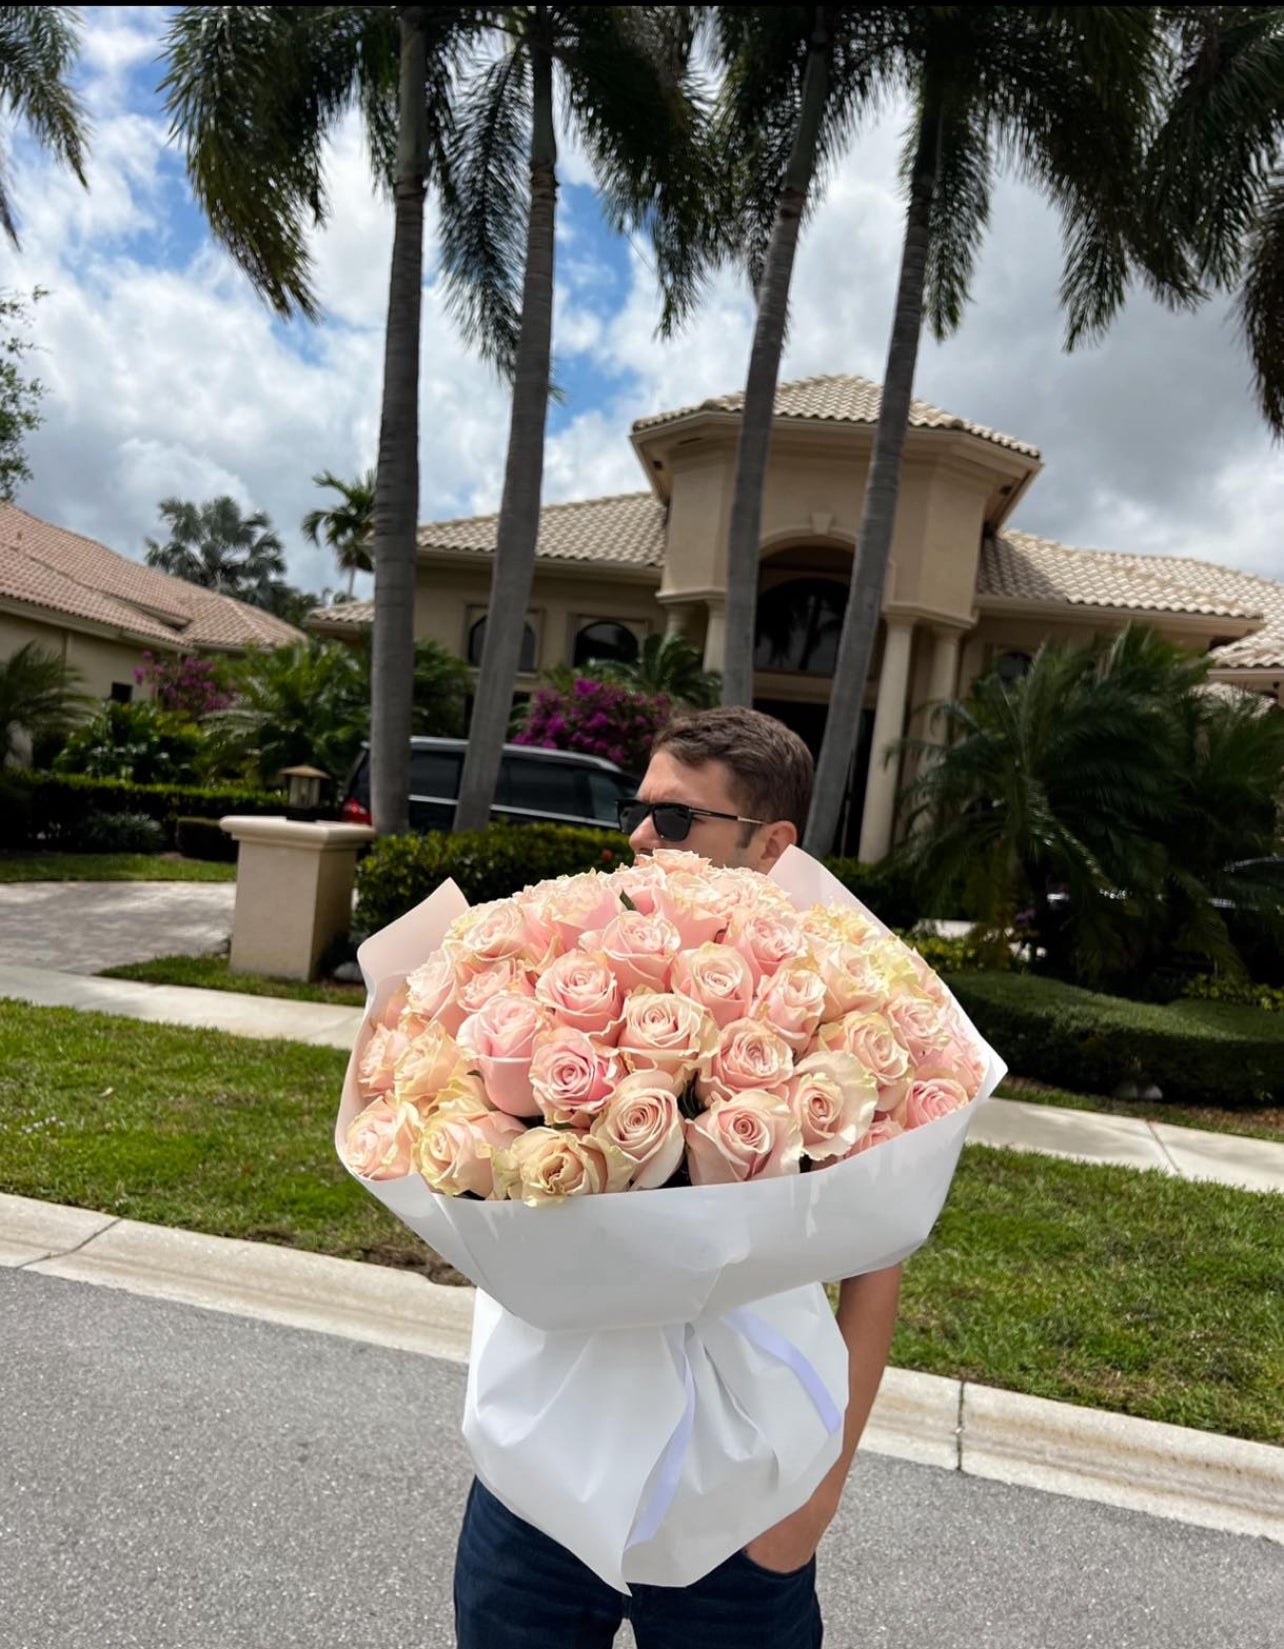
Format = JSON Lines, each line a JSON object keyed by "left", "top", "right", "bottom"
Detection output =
{"left": 162, "top": 6, "right": 475, "bottom": 835}
{"left": 302, "top": 468, "right": 376, "bottom": 596}
{"left": 0, "top": 6, "right": 89, "bottom": 244}
{"left": 791, "top": 7, "right": 1181, "bottom": 856}
{"left": 144, "top": 495, "right": 287, "bottom": 604}
{"left": 714, "top": 4, "right": 893, "bottom": 706}
{"left": 447, "top": 6, "right": 708, "bottom": 832}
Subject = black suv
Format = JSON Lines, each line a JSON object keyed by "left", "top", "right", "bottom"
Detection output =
{"left": 340, "top": 738, "right": 637, "bottom": 833}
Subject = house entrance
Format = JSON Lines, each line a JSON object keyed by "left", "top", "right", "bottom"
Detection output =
{"left": 753, "top": 697, "right": 873, "bottom": 857}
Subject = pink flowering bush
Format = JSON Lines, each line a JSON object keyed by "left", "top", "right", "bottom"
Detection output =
{"left": 133, "top": 652, "right": 232, "bottom": 718}
{"left": 515, "top": 678, "right": 670, "bottom": 775}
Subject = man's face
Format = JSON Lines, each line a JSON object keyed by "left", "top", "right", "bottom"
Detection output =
{"left": 626, "top": 749, "right": 795, "bottom": 872}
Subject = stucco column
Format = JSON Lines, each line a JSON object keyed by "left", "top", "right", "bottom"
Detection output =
{"left": 858, "top": 617, "right": 915, "bottom": 863}
{"left": 925, "top": 626, "right": 963, "bottom": 743}
{"left": 702, "top": 599, "right": 727, "bottom": 674}
{"left": 663, "top": 601, "right": 699, "bottom": 640}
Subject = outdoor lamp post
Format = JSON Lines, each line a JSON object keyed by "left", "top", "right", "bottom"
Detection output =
{"left": 280, "top": 764, "right": 328, "bottom": 821}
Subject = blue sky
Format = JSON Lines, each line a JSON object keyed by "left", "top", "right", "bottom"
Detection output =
{"left": 6, "top": 6, "right": 1282, "bottom": 602}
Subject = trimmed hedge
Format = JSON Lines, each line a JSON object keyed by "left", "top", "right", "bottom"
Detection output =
{"left": 823, "top": 856, "right": 921, "bottom": 930}
{"left": 947, "top": 970, "right": 1284, "bottom": 1108}
{"left": 174, "top": 815, "right": 240, "bottom": 863}
{"left": 11, "top": 771, "right": 287, "bottom": 850}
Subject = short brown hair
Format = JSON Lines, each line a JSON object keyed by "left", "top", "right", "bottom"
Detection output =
{"left": 652, "top": 707, "right": 814, "bottom": 833}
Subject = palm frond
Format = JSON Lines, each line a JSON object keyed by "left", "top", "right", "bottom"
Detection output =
{"left": 0, "top": 5, "right": 89, "bottom": 244}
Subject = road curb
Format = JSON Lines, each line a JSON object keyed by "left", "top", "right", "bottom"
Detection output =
{"left": 4, "top": 1193, "right": 1281, "bottom": 1545}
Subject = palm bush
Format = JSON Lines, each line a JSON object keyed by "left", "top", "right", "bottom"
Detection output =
{"left": 52, "top": 700, "right": 203, "bottom": 786}
{"left": 594, "top": 631, "right": 720, "bottom": 710}
{"left": 0, "top": 641, "right": 87, "bottom": 766}
{"left": 202, "top": 640, "right": 369, "bottom": 789}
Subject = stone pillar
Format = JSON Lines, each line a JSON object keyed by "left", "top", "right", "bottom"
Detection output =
{"left": 857, "top": 617, "right": 915, "bottom": 863}
{"left": 663, "top": 601, "right": 699, "bottom": 639}
{"left": 219, "top": 816, "right": 375, "bottom": 981}
{"left": 925, "top": 626, "right": 963, "bottom": 742}
{"left": 702, "top": 599, "right": 727, "bottom": 673}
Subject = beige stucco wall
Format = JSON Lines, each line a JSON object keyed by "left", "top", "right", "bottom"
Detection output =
{"left": 0, "top": 609, "right": 162, "bottom": 701}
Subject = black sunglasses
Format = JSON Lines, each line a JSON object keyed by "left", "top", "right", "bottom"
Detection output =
{"left": 617, "top": 798, "right": 768, "bottom": 843}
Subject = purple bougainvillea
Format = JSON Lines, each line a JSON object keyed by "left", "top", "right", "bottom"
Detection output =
{"left": 133, "top": 651, "right": 233, "bottom": 718}
{"left": 514, "top": 679, "right": 670, "bottom": 774}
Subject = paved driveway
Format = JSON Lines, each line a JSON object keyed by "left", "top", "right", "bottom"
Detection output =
{"left": 0, "top": 881, "right": 236, "bottom": 973}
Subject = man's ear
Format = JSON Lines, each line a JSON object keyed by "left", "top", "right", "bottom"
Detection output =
{"left": 757, "top": 819, "right": 798, "bottom": 871}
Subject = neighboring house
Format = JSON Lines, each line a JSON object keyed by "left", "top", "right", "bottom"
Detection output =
{"left": 0, "top": 501, "right": 304, "bottom": 701}
{"left": 309, "top": 374, "right": 1284, "bottom": 858}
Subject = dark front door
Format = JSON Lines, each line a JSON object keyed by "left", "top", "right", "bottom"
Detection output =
{"left": 752, "top": 698, "right": 874, "bottom": 857}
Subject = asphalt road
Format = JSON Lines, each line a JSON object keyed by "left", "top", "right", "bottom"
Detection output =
{"left": 2, "top": 1269, "right": 1279, "bottom": 1649}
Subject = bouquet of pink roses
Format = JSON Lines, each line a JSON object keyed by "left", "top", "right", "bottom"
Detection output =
{"left": 334, "top": 846, "right": 1003, "bottom": 1593}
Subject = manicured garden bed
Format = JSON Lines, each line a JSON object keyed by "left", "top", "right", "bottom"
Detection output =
{"left": 100, "top": 952, "right": 364, "bottom": 1005}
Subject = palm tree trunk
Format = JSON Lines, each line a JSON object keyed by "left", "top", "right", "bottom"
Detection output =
{"left": 804, "top": 96, "right": 942, "bottom": 857}
{"left": 721, "top": 10, "right": 831, "bottom": 708}
{"left": 454, "top": 25, "right": 557, "bottom": 832}
{"left": 369, "top": 6, "right": 428, "bottom": 836}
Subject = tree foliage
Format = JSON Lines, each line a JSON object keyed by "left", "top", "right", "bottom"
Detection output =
{"left": 0, "top": 288, "right": 46, "bottom": 499}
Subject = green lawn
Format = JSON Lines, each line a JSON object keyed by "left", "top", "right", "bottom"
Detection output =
{"left": 2, "top": 998, "right": 1280, "bottom": 1445}
{"left": 100, "top": 952, "right": 365, "bottom": 1006}
{"left": 0, "top": 853, "right": 236, "bottom": 883}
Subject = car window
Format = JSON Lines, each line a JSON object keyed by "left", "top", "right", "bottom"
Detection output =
{"left": 410, "top": 749, "right": 462, "bottom": 798}
{"left": 586, "top": 768, "right": 628, "bottom": 824}
{"left": 498, "top": 755, "right": 586, "bottom": 818}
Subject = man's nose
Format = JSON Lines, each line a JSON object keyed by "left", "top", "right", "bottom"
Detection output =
{"left": 629, "top": 813, "right": 659, "bottom": 857}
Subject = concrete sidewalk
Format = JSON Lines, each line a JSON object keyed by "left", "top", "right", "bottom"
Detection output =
{"left": 2, "top": 961, "right": 1282, "bottom": 1194}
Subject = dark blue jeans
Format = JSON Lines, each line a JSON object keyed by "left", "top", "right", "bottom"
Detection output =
{"left": 454, "top": 1479, "right": 823, "bottom": 1649}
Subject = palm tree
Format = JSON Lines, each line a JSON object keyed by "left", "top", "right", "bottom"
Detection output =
{"left": 0, "top": 6, "right": 89, "bottom": 244}
{"left": 302, "top": 469, "right": 376, "bottom": 596}
{"left": 713, "top": 5, "right": 892, "bottom": 706}
{"left": 598, "top": 629, "right": 721, "bottom": 709}
{"left": 796, "top": 7, "right": 1182, "bottom": 856}
{"left": 162, "top": 6, "right": 474, "bottom": 835}
{"left": 448, "top": 6, "right": 708, "bottom": 832}
{"left": 1142, "top": 8, "right": 1284, "bottom": 433}
{"left": 0, "top": 639, "right": 86, "bottom": 766}
{"left": 143, "top": 495, "right": 287, "bottom": 604}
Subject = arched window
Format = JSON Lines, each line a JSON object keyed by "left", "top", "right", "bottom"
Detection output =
{"left": 995, "top": 650, "right": 1032, "bottom": 685}
{"left": 468, "top": 616, "right": 536, "bottom": 672}
{"left": 753, "top": 578, "right": 847, "bottom": 675}
{"left": 573, "top": 620, "right": 639, "bottom": 668}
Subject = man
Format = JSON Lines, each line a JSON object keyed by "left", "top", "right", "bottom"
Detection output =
{"left": 455, "top": 707, "right": 902, "bottom": 1648}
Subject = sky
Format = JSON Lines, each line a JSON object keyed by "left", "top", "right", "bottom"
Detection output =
{"left": 5, "top": 6, "right": 1282, "bottom": 605}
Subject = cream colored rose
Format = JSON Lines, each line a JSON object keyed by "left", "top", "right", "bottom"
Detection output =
{"left": 534, "top": 949, "right": 623, "bottom": 1039}
{"left": 814, "top": 1009, "right": 912, "bottom": 1114}
{"left": 357, "top": 1023, "right": 411, "bottom": 1098}
{"left": 671, "top": 942, "right": 754, "bottom": 1029}
{"left": 883, "top": 990, "right": 951, "bottom": 1064}
{"left": 403, "top": 950, "right": 463, "bottom": 1032}
{"left": 392, "top": 1022, "right": 467, "bottom": 1114}
{"left": 813, "top": 939, "right": 890, "bottom": 1019}
{"left": 492, "top": 1126, "right": 634, "bottom": 1206}
{"left": 617, "top": 990, "right": 718, "bottom": 1084}
{"left": 802, "top": 903, "right": 885, "bottom": 951}
{"left": 529, "top": 1027, "right": 624, "bottom": 1126}
{"left": 344, "top": 1096, "right": 420, "bottom": 1180}
{"left": 414, "top": 1104, "right": 526, "bottom": 1199}
{"left": 697, "top": 1016, "right": 795, "bottom": 1104}
{"left": 590, "top": 1070, "right": 684, "bottom": 1190}
{"left": 685, "top": 1090, "right": 803, "bottom": 1185}
{"left": 752, "top": 961, "right": 827, "bottom": 1052}
{"left": 786, "top": 1051, "right": 878, "bottom": 1162}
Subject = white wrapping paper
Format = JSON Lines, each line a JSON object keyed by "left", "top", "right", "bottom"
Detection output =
{"left": 335, "top": 847, "right": 1005, "bottom": 1591}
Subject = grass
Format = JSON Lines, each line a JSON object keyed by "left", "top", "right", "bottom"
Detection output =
{"left": 1, "top": 998, "right": 1280, "bottom": 1445}
{"left": 100, "top": 952, "right": 366, "bottom": 1007}
{"left": 995, "top": 1076, "right": 1284, "bottom": 1144}
{"left": 0, "top": 852, "right": 236, "bottom": 884}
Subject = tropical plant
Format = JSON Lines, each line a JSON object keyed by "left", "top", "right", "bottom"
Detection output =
{"left": 514, "top": 677, "right": 671, "bottom": 776}
{"left": 793, "top": 7, "right": 1188, "bottom": 856}
{"left": 0, "top": 6, "right": 88, "bottom": 245}
{"left": 411, "top": 635, "right": 472, "bottom": 736}
{"left": 594, "top": 629, "right": 721, "bottom": 709}
{"left": 143, "top": 495, "right": 288, "bottom": 607}
{"left": 162, "top": 5, "right": 473, "bottom": 836}
{"left": 132, "top": 651, "right": 233, "bottom": 719}
{"left": 448, "top": 6, "right": 709, "bottom": 832}
{"left": 301, "top": 467, "right": 376, "bottom": 596}
{"left": 0, "top": 639, "right": 86, "bottom": 765}
{"left": 0, "top": 287, "right": 47, "bottom": 499}
{"left": 52, "top": 700, "right": 204, "bottom": 786}
{"left": 202, "top": 639, "right": 370, "bottom": 789}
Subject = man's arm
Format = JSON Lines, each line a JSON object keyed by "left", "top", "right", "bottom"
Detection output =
{"left": 742, "top": 1263, "right": 903, "bottom": 1572}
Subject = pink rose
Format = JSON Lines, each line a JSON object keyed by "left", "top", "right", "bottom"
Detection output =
{"left": 670, "top": 942, "right": 754, "bottom": 1029}
{"left": 448, "top": 898, "right": 551, "bottom": 974}
{"left": 898, "top": 1074, "right": 970, "bottom": 1130}
{"left": 725, "top": 908, "right": 807, "bottom": 984}
{"left": 457, "top": 991, "right": 552, "bottom": 1117}
{"left": 590, "top": 1070, "right": 684, "bottom": 1190}
{"left": 392, "top": 1022, "right": 467, "bottom": 1115}
{"left": 618, "top": 990, "right": 718, "bottom": 1084}
{"left": 377, "top": 982, "right": 408, "bottom": 1028}
{"left": 415, "top": 1103, "right": 526, "bottom": 1199}
{"left": 534, "top": 949, "right": 623, "bottom": 1039}
{"left": 585, "top": 910, "right": 682, "bottom": 992}
{"left": 344, "top": 1096, "right": 420, "bottom": 1180}
{"left": 786, "top": 1051, "right": 878, "bottom": 1161}
{"left": 645, "top": 848, "right": 713, "bottom": 876}
{"left": 492, "top": 1126, "right": 634, "bottom": 1205}
{"left": 697, "top": 1016, "right": 795, "bottom": 1104}
{"left": 814, "top": 940, "right": 889, "bottom": 1019}
{"left": 883, "top": 991, "right": 951, "bottom": 1064}
{"left": 530, "top": 1027, "right": 624, "bottom": 1126}
{"left": 705, "top": 867, "right": 795, "bottom": 926}
{"left": 843, "top": 1114, "right": 905, "bottom": 1157}
{"left": 651, "top": 871, "right": 728, "bottom": 948}
{"left": 403, "top": 950, "right": 462, "bottom": 1031}
{"left": 752, "top": 962, "right": 827, "bottom": 1052}
{"left": 357, "top": 1023, "right": 410, "bottom": 1098}
{"left": 814, "top": 1010, "right": 912, "bottom": 1114}
{"left": 532, "top": 873, "right": 626, "bottom": 951}
{"left": 685, "top": 1090, "right": 803, "bottom": 1185}
{"left": 454, "top": 957, "right": 536, "bottom": 1022}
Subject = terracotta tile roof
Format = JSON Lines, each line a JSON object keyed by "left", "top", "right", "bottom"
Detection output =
{"left": 0, "top": 502, "right": 305, "bottom": 651}
{"left": 310, "top": 598, "right": 374, "bottom": 629}
{"left": 416, "top": 490, "right": 666, "bottom": 568}
{"left": 633, "top": 373, "right": 1041, "bottom": 459}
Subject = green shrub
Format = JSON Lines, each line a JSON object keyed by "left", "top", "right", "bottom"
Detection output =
{"left": 1181, "top": 974, "right": 1284, "bottom": 1014}
{"left": 355, "top": 824, "right": 628, "bottom": 936}
{"left": 947, "top": 970, "right": 1284, "bottom": 1107}
{"left": 824, "top": 857, "right": 922, "bottom": 929}
{"left": 902, "top": 929, "right": 1019, "bottom": 974}
{"left": 52, "top": 700, "right": 204, "bottom": 785}
{"left": 13, "top": 771, "right": 285, "bottom": 850}
{"left": 174, "top": 815, "right": 240, "bottom": 863}
{"left": 0, "top": 774, "right": 33, "bottom": 850}
{"left": 67, "top": 811, "right": 166, "bottom": 854}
